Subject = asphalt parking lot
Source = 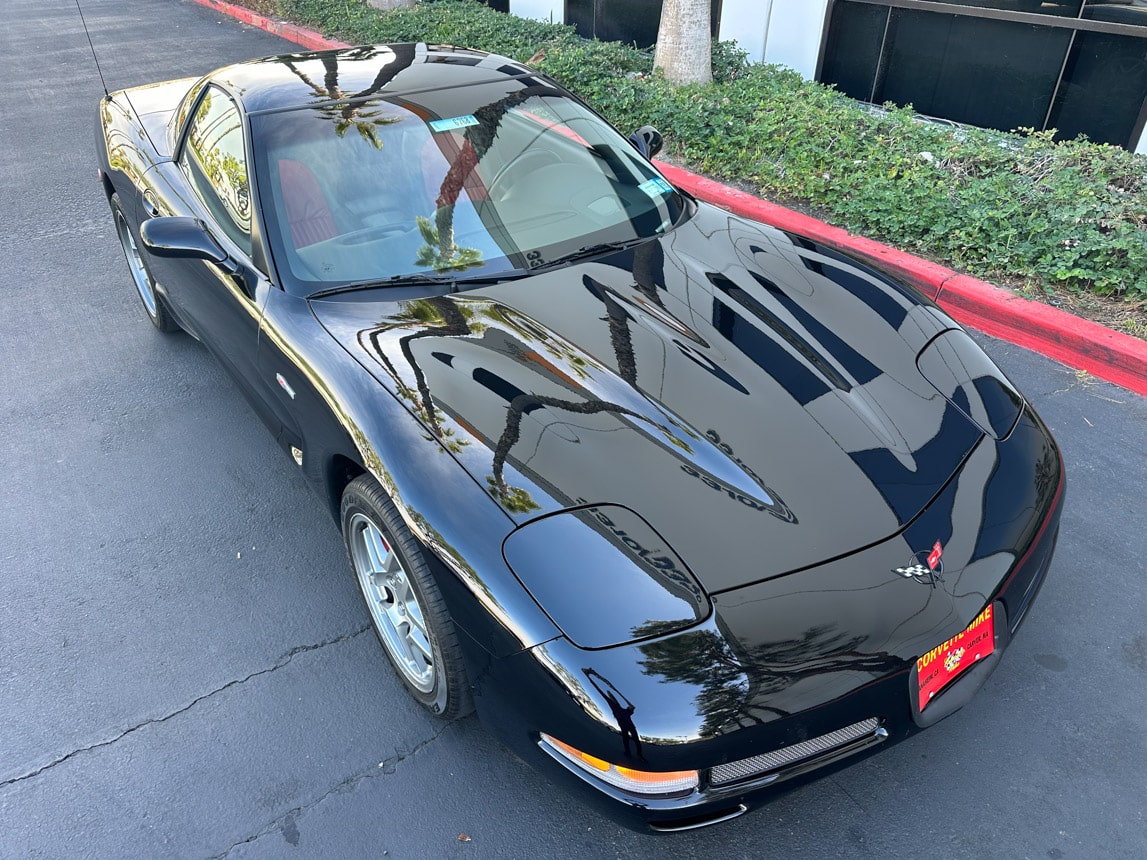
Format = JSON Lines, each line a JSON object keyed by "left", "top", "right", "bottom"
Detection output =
{"left": 1, "top": 0, "right": 1145, "bottom": 856}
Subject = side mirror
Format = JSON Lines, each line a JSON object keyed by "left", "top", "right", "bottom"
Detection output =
{"left": 628, "top": 125, "right": 664, "bottom": 159}
{"left": 140, "top": 217, "right": 228, "bottom": 264}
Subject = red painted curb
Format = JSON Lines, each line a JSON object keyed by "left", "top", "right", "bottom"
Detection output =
{"left": 191, "top": 0, "right": 349, "bottom": 51}
{"left": 190, "top": 0, "right": 1147, "bottom": 397}
{"left": 939, "top": 275, "right": 1147, "bottom": 396}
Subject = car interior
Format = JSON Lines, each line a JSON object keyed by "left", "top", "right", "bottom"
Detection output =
{"left": 259, "top": 100, "right": 672, "bottom": 286}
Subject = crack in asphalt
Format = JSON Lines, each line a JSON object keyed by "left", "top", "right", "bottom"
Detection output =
{"left": 829, "top": 773, "right": 869, "bottom": 813}
{"left": 0, "top": 625, "right": 371, "bottom": 789}
{"left": 209, "top": 721, "right": 454, "bottom": 859}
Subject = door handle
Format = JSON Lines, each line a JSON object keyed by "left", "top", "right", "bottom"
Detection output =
{"left": 142, "top": 189, "right": 160, "bottom": 217}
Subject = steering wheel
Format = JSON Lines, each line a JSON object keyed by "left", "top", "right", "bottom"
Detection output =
{"left": 332, "top": 224, "right": 410, "bottom": 247}
{"left": 489, "top": 150, "right": 561, "bottom": 200}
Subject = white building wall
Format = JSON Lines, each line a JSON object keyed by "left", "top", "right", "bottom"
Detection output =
{"left": 1137, "top": 126, "right": 1147, "bottom": 156}
{"left": 759, "top": 0, "right": 830, "bottom": 79}
{"left": 710, "top": 0, "right": 837, "bottom": 79}
{"left": 717, "top": 0, "right": 771, "bottom": 64}
{"left": 510, "top": 0, "right": 563, "bottom": 24}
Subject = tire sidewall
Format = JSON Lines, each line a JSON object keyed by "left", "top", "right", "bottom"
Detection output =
{"left": 340, "top": 480, "right": 454, "bottom": 717}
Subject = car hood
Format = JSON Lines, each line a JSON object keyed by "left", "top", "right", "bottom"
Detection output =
{"left": 311, "top": 204, "right": 983, "bottom": 593}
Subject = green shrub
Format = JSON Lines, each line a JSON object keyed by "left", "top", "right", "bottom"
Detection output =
{"left": 280, "top": 0, "right": 578, "bottom": 61}
{"left": 267, "top": 0, "right": 1147, "bottom": 299}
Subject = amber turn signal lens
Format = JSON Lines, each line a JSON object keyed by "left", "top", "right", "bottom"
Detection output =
{"left": 541, "top": 734, "right": 699, "bottom": 797}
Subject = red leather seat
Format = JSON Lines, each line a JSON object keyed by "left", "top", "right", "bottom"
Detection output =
{"left": 278, "top": 158, "right": 337, "bottom": 249}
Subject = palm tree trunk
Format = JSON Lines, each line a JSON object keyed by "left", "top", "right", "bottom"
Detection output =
{"left": 654, "top": 0, "right": 713, "bottom": 85}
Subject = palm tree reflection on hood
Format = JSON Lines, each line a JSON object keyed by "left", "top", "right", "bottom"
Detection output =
{"left": 487, "top": 262, "right": 697, "bottom": 503}
{"left": 584, "top": 669, "right": 644, "bottom": 761}
{"left": 368, "top": 287, "right": 679, "bottom": 513}
{"left": 369, "top": 297, "right": 478, "bottom": 449}
{"left": 486, "top": 245, "right": 677, "bottom": 488}
{"left": 584, "top": 262, "right": 658, "bottom": 387}
{"left": 488, "top": 392, "right": 652, "bottom": 502}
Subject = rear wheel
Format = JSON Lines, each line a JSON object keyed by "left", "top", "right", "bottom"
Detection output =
{"left": 110, "top": 192, "right": 179, "bottom": 332}
{"left": 341, "top": 475, "right": 473, "bottom": 719}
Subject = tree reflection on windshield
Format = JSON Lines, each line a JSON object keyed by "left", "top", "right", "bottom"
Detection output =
{"left": 277, "top": 45, "right": 414, "bottom": 147}
{"left": 423, "top": 84, "right": 565, "bottom": 268}
{"left": 255, "top": 51, "right": 683, "bottom": 290}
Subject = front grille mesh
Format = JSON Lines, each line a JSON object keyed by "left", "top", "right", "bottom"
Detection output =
{"left": 709, "top": 718, "right": 881, "bottom": 787}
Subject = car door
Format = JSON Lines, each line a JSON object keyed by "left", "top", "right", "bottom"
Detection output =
{"left": 140, "top": 85, "right": 276, "bottom": 409}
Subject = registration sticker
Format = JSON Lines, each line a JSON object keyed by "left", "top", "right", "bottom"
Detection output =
{"left": 429, "top": 115, "right": 479, "bottom": 133}
{"left": 915, "top": 604, "right": 995, "bottom": 711}
{"left": 638, "top": 177, "right": 674, "bottom": 197}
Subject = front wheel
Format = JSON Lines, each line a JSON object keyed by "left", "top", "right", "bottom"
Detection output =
{"left": 110, "top": 192, "right": 179, "bottom": 332}
{"left": 341, "top": 475, "right": 473, "bottom": 720}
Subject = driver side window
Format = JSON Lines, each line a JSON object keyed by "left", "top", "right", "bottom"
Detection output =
{"left": 180, "top": 87, "right": 252, "bottom": 255}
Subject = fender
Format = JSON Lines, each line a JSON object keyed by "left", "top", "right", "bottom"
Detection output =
{"left": 256, "top": 287, "right": 561, "bottom": 658}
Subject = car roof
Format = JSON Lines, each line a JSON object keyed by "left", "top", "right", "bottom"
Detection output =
{"left": 210, "top": 43, "right": 536, "bottom": 114}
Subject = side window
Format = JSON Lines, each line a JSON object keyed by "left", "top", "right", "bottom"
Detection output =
{"left": 174, "top": 79, "right": 207, "bottom": 144}
{"left": 180, "top": 87, "right": 252, "bottom": 254}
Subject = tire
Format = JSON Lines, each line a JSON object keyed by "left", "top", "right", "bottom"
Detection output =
{"left": 110, "top": 192, "right": 180, "bottom": 333}
{"left": 341, "top": 474, "right": 473, "bottom": 720}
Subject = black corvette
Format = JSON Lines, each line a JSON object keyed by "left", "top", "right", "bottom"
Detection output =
{"left": 97, "top": 43, "right": 1064, "bottom": 831}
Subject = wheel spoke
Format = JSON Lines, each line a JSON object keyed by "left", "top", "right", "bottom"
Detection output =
{"left": 384, "top": 602, "right": 406, "bottom": 633}
{"left": 405, "top": 600, "right": 427, "bottom": 636}
{"left": 116, "top": 212, "right": 158, "bottom": 315}
{"left": 387, "top": 616, "right": 420, "bottom": 666}
{"left": 362, "top": 524, "right": 388, "bottom": 574}
{"left": 408, "top": 627, "right": 433, "bottom": 663}
{"left": 382, "top": 549, "right": 402, "bottom": 577}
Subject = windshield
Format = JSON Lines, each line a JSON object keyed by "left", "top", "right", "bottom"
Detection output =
{"left": 250, "top": 79, "right": 686, "bottom": 294}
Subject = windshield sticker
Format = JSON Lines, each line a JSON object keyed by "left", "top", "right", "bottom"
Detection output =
{"left": 429, "top": 115, "right": 480, "bottom": 133}
{"left": 639, "top": 177, "right": 674, "bottom": 197}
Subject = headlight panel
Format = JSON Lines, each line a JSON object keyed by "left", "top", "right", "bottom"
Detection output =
{"left": 541, "top": 734, "right": 699, "bottom": 797}
{"left": 503, "top": 505, "right": 709, "bottom": 649}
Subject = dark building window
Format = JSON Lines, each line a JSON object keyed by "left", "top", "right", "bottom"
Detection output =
{"left": 1049, "top": 29, "right": 1147, "bottom": 147}
{"left": 820, "top": 0, "right": 1147, "bottom": 149}
{"left": 878, "top": 12, "right": 1072, "bottom": 132}
{"left": 565, "top": 0, "right": 722, "bottom": 48}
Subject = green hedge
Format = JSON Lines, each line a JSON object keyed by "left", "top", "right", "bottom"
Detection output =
{"left": 277, "top": 0, "right": 1146, "bottom": 300}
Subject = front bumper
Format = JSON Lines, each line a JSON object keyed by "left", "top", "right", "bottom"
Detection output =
{"left": 539, "top": 714, "right": 892, "bottom": 831}
{"left": 465, "top": 409, "right": 1064, "bottom": 832}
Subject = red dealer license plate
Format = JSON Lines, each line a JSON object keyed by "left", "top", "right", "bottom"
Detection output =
{"left": 916, "top": 604, "right": 996, "bottom": 711}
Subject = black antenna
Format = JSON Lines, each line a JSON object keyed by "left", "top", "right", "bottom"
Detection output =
{"left": 75, "top": 0, "right": 110, "bottom": 98}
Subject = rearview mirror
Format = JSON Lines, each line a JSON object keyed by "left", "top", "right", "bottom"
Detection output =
{"left": 628, "top": 126, "right": 664, "bottom": 159}
{"left": 140, "top": 217, "right": 228, "bottom": 264}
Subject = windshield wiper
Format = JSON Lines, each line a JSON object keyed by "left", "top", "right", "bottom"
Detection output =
{"left": 307, "top": 267, "right": 531, "bottom": 299}
{"left": 532, "top": 237, "right": 653, "bottom": 272}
